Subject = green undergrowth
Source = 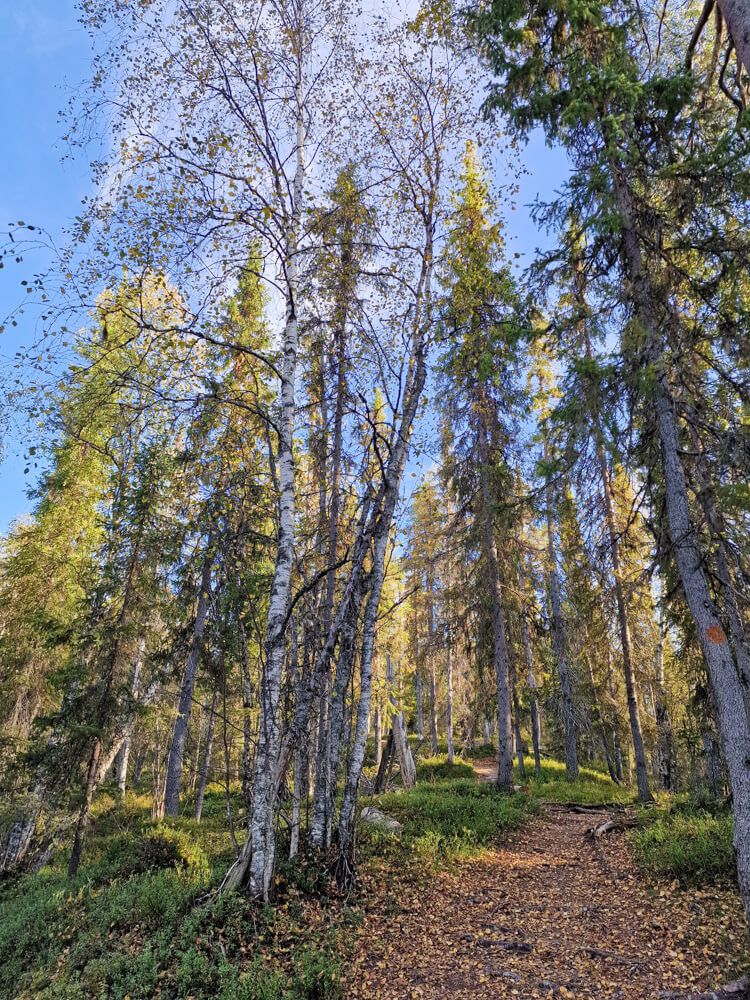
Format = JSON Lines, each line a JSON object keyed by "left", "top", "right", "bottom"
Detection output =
{"left": 359, "top": 755, "right": 533, "bottom": 868}
{"left": 358, "top": 750, "right": 633, "bottom": 869}
{"left": 1, "top": 750, "right": 691, "bottom": 999}
{"left": 633, "top": 797, "right": 735, "bottom": 887}
{"left": 523, "top": 756, "right": 635, "bottom": 806}
{"left": 0, "top": 785, "right": 346, "bottom": 1000}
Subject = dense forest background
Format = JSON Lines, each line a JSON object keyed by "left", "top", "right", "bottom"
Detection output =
{"left": 1, "top": 0, "right": 750, "bottom": 997}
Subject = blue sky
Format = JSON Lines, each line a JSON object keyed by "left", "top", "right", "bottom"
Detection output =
{"left": 0, "top": 4, "right": 567, "bottom": 535}
{"left": 0, "top": 5, "right": 91, "bottom": 529}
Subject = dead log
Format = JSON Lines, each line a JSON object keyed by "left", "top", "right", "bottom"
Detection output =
{"left": 547, "top": 801, "right": 626, "bottom": 813}
{"left": 586, "top": 816, "right": 641, "bottom": 839}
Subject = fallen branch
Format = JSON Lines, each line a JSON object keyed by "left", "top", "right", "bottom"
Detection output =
{"left": 546, "top": 801, "right": 625, "bottom": 813}
{"left": 587, "top": 816, "right": 641, "bottom": 839}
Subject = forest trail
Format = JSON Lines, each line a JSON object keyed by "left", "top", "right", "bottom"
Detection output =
{"left": 348, "top": 761, "right": 745, "bottom": 1000}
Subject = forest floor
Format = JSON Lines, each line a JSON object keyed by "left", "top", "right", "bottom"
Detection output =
{"left": 1, "top": 753, "right": 746, "bottom": 1000}
{"left": 347, "top": 758, "right": 748, "bottom": 1000}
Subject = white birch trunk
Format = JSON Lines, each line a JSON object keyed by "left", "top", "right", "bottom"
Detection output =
{"left": 236, "top": 78, "right": 306, "bottom": 899}
{"left": 336, "top": 291, "right": 429, "bottom": 855}
{"left": 116, "top": 637, "right": 145, "bottom": 796}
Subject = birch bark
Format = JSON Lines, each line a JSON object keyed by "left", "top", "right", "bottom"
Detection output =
{"left": 244, "top": 68, "right": 306, "bottom": 899}
{"left": 116, "top": 637, "right": 145, "bottom": 795}
{"left": 336, "top": 285, "right": 430, "bottom": 856}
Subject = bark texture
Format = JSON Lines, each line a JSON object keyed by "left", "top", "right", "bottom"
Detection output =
{"left": 611, "top": 154, "right": 750, "bottom": 924}
{"left": 717, "top": 0, "right": 750, "bottom": 79}
{"left": 194, "top": 687, "right": 218, "bottom": 824}
{"left": 545, "top": 486, "right": 579, "bottom": 781}
{"left": 163, "top": 541, "right": 214, "bottom": 816}
{"left": 478, "top": 418, "right": 514, "bottom": 793}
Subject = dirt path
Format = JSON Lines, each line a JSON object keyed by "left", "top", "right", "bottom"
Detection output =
{"left": 347, "top": 764, "right": 746, "bottom": 1000}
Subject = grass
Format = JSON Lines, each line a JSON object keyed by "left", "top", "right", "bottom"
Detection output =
{"left": 0, "top": 785, "right": 345, "bottom": 1000}
{"left": 357, "top": 746, "right": 635, "bottom": 869}
{"left": 633, "top": 799, "right": 735, "bottom": 887}
{"left": 522, "top": 756, "right": 635, "bottom": 806}
{"left": 359, "top": 756, "right": 533, "bottom": 867}
{"left": 7, "top": 745, "right": 719, "bottom": 999}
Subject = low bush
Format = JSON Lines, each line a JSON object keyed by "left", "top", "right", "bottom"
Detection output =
{"left": 360, "top": 756, "right": 531, "bottom": 866}
{"left": 415, "top": 756, "right": 475, "bottom": 783}
{"left": 633, "top": 807, "right": 735, "bottom": 886}
{"left": 0, "top": 785, "right": 344, "bottom": 1000}
{"left": 525, "top": 757, "right": 634, "bottom": 806}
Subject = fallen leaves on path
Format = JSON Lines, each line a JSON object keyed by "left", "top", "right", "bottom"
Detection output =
{"left": 346, "top": 775, "right": 748, "bottom": 999}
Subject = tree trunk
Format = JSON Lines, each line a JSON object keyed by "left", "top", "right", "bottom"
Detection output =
{"left": 654, "top": 606, "right": 675, "bottom": 791}
{"left": 373, "top": 680, "right": 382, "bottom": 771}
{"left": 336, "top": 285, "right": 429, "bottom": 857}
{"left": 243, "top": 102, "right": 305, "bottom": 899}
{"left": 163, "top": 540, "right": 215, "bottom": 816}
{"left": 545, "top": 477, "right": 578, "bottom": 781}
{"left": 224, "top": 489, "right": 375, "bottom": 894}
{"left": 606, "top": 651, "right": 624, "bottom": 781}
{"left": 69, "top": 534, "right": 142, "bottom": 879}
{"left": 688, "top": 421, "right": 750, "bottom": 717}
{"left": 238, "top": 610, "right": 254, "bottom": 817}
{"left": 478, "top": 418, "right": 514, "bottom": 793}
{"left": 516, "top": 537, "right": 541, "bottom": 777}
{"left": 387, "top": 652, "right": 416, "bottom": 787}
{"left": 1, "top": 679, "right": 81, "bottom": 874}
{"left": 416, "top": 664, "right": 424, "bottom": 741}
{"left": 513, "top": 680, "right": 525, "bottom": 780}
{"left": 67, "top": 739, "right": 102, "bottom": 879}
{"left": 611, "top": 155, "right": 750, "bottom": 924}
{"left": 289, "top": 617, "right": 304, "bottom": 860}
{"left": 427, "top": 598, "right": 439, "bottom": 755}
{"left": 115, "top": 637, "right": 145, "bottom": 796}
{"left": 596, "top": 444, "right": 652, "bottom": 802}
{"left": 310, "top": 683, "right": 331, "bottom": 849}
{"left": 586, "top": 657, "right": 618, "bottom": 783}
{"left": 716, "top": 0, "right": 750, "bottom": 80}
{"left": 222, "top": 650, "right": 239, "bottom": 858}
{"left": 190, "top": 704, "right": 206, "bottom": 796}
{"left": 311, "top": 582, "right": 365, "bottom": 849}
{"left": 446, "top": 642, "right": 455, "bottom": 764}
{"left": 195, "top": 687, "right": 219, "bottom": 824}
{"left": 374, "top": 730, "right": 395, "bottom": 793}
